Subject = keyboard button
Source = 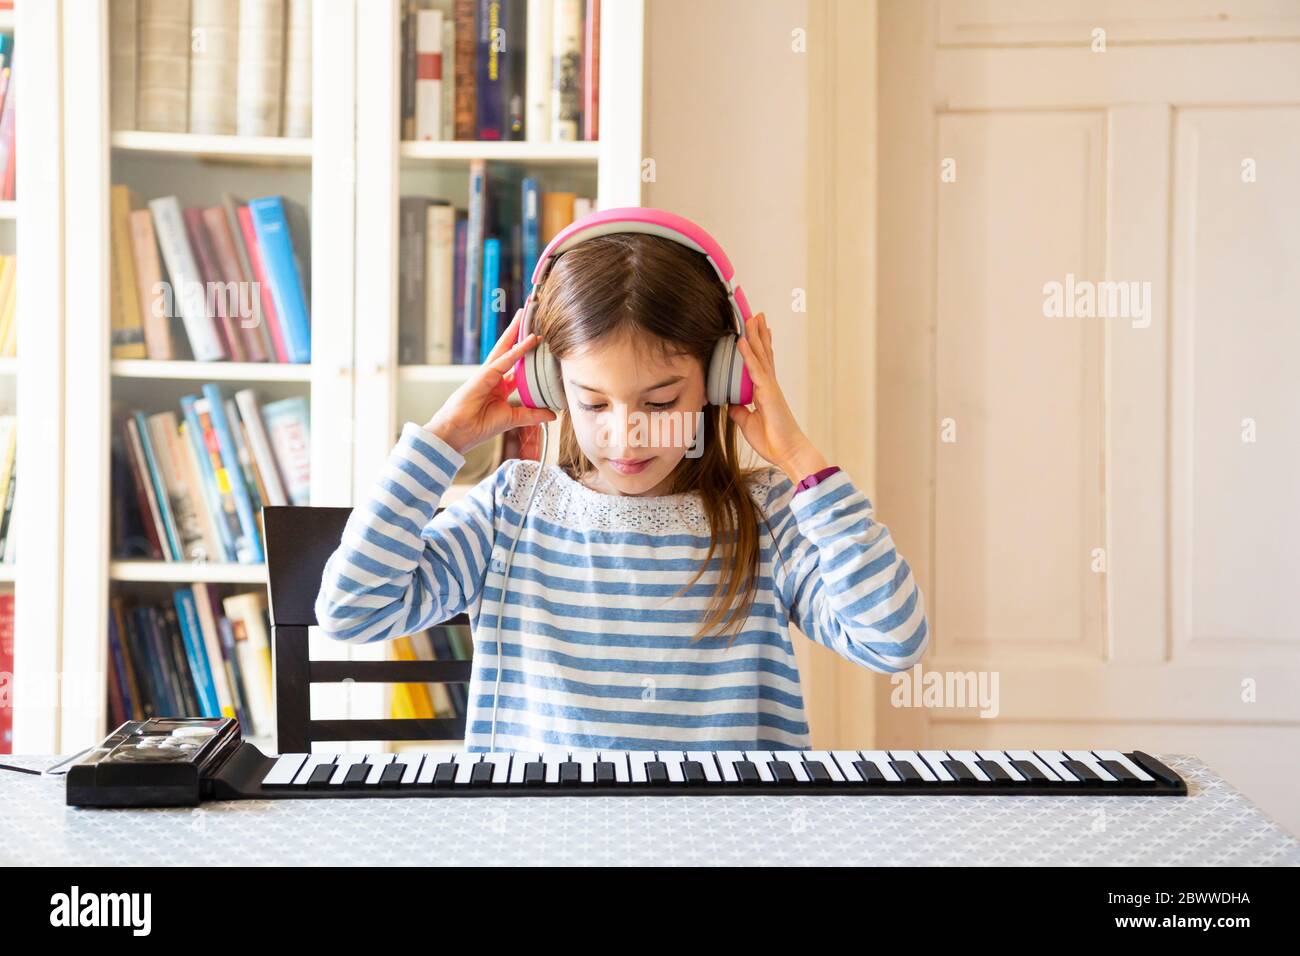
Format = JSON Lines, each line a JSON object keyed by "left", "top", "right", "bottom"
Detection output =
{"left": 687, "top": 751, "right": 723, "bottom": 783}
{"left": 941, "top": 759, "right": 975, "bottom": 783}
{"left": 682, "top": 760, "right": 706, "bottom": 784}
{"left": 976, "top": 759, "right": 1011, "bottom": 782}
{"left": 593, "top": 761, "right": 616, "bottom": 785}
{"left": 889, "top": 750, "right": 938, "bottom": 782}
{"left": 508, "top": 753, "right": 540, "bottom": 785}
{"left": 307, "top": 763, "right": 335, "bottom": 788}
{"left": 559, "top": 761, "right": 581, "bottom": 785}
{"left": 806, "top": 751, "right": 846, "bottom": 782}
{"left": 523, "top": 761, "right": 546, "bottom": 786}
{"left": 432, "top": 762, "right": 457, "bottom": 787}
{"left": 262, "top": 753, "right": 307, "bottom": 787}
{"left": 471, "top": 761, "right": 495, "bottom": 787}
{"left": 1093, "top": 750, "right": 1155, "bottom": 783}
{"left": 343, "top": 763, "right": 370, "bottom": 788}
{"left": 734, "top": 760, "right": 760, "bottom": 784}
{"left": 645, "top": 761, "right": 669, "bottom": 785}
{"left": 379, "top": 763, "right": 406, "bottom": 788}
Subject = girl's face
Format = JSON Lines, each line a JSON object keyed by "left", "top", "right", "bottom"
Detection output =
{"left": 560, "top": 331, "right": 707, "bottom": 497}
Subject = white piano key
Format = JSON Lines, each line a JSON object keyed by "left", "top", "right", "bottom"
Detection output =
{"left": 658, "top": 750, "right": 687, "bottom": 783}
{"left": 627, "top": 751, "right": 656, "bottom": 784}
{"left": 291, "top": 754, "right": 337, "bottom": 786}
{"left": 417, "top": 751, "right": 457, "bottom": 784}
{"left": 830, "top": 751, "right": 866, "bottom": 782}
{"left": 453, "top": 751, "right": 481, "bottom": 784}
{"left": 1006, "top": 749, "right": 1063, "bottom": 781}
{"left": 1065, "top": 749, "right": 1118, "bottom": 783}
{"left": 328, "top": 753, "right": 367, "bottom": 785}
{"left": 508, "top": 752, "right": 541, "bottom": 785}
{"left": 481, "top": 752, "right": 512, "bottom": 783}
{"left": 889, "top": 749, "right": 938, "bottom": 782}
{"left": 1035, "top": 750, "right": 1080, "bottom": 783}
{"left": 858, "top": 750, "right": 902, "bottom": 782}
{"left": 392, "top": 751, "right": 423, "bottom": 784}
{"left": 686, "top": 751, "right": 723, "bottom": 782}
{"left": 744, "top": 750, "right": 777, "bottom": 782}
{"left": 601, "top": 751, "right": 630, "bottom": 783}
{"left": 976, "top": 749, "right": 1026, "bottom": 782}
{"left": 806, "top": 750, "right": 846, "bottom": 782}
{"left": 542, "top": 750, "right": 568, "bottom": 783}
{"left": 572, "top": 751, "right": 599, "bottom": 783}
{"left": 716, "top": 750, "right": 745, "bottom": 783}
{"left": 262, "top": 753, "right": 307, "bottom": 786}
{"left": 1093, "top": 749, "right": 1154, "bottom": 783}
{"left": 362, "top": 753, "right": 395, "bottom": 785}
{"left": 946, "top": 750, "right": 992, "bottom": 782}
{"left": 917, "top": 750, "right": 956, "bottom": 782}
{"left": 770, "top": 751, "right": 811, "bottom": 782}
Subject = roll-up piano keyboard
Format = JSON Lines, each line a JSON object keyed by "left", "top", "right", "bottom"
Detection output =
{"left": 64, "top": 718, "right": 1188, "bottom": 807}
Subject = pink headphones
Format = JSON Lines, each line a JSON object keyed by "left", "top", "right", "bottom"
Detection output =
{"left": 512, "top": 206, "right": 755, "bottom": 412}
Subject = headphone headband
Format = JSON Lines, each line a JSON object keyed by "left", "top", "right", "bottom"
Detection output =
{"left": 522, "top": 206, "right": 752, "bottom": 339}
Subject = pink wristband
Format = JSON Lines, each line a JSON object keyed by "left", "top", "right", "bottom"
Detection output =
{"left": 793, "top": 465, "right": 841, "bottom": 496}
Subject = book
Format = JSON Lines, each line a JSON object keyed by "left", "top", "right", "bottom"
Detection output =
{"left": 149, "top": 195, "right": 226, "bottom": 361}
{"left": 414, "top": 9, "right": 444, "bottom": 141}
{"left": 137, "top": 0, "right": 190, "bottom": 132}
{"left": 283, "top": 0, "right": 313, "bottom": 137}
{"left": 259, "top": 396, "right": 310, "bottom": 506}
{"left": 127, "top": 208, "right": 173, "bottom": 359}
{"left": 462, "top": 159, "right": 487, "bottom": 363}
{"left": 109, "top": 0, "right": 139, "bottom": 130}
{"left": 427, "top": 203, "right": 456, "bottom": 364}
{"left": 551, "top": 0, "right": 583, "bottom": 141}
{"left": 525, "top": 0, "right": 554, "bottom": 143}
{"left": 583, "top": 0, "right": 600, "bottom": 141}
{"left": 189, "top": 0, "right": 239, "bottom": 134}
{"left": 475, "top": 0, "right": 503, "bottom": 139}
{"left": 236, "top": 0, "right": 284, "bottom": 136}
{"left": 0, "top": 593, "right": 11, "bottom": 752}
{"left": 201, "top": 382, "right": 264, "bottom": 563}
{"left": 479, "top": 237, "right": 501, "bottom": 363}
{"left": 249, "top": 196, "right": 312, "bottom": 364}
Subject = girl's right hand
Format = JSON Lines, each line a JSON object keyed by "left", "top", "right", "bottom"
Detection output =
{"left": 424, "top": 309, "right": 558, "bottom": 456}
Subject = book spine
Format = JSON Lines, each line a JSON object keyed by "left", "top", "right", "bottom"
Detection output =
{"left": 525, "top": 0, "right": 553, "bottom": 143}
{"left": 463, "top": 159, "right": 486, "bottom": 363}
{"left": 180, "top": 395, "right": 236, "bottom": 561}
{"left": 521, "top": 177, "right": 540, "bottom": 296}
{"left": 502, "top": 0, "right": 525, "bottom": 139}
{"left": 234, "top": 389, "right": 289, "bottom": 507}
{"left": 551, "top": 0, "right": 582, "bottom": 142}
{"left": 583, "top": 0, "right": 599, "bottom": 141}
{"left": 414, "top": 9, "right": 444, "bottom": 140}
{"left": 427, "top": 204, "right": 455, "bottom": 364}
{"left": 236, "top": 0, "right": 285, "bottom": 136}
{"left": 475, "top": 0, "right": 503, "bottom": 139}
{"left": 236, "top": 203, "right": 291, "bottom": 363}
{"left": 148, "top": 196, "right": 227, "bottom": 361}
{"left": 249, "top": 196, "right": 311, "bottom": 364}
{"left": 259, "top": 398, "right": 311, "bottom": 506}
{"left": 202, "top": 383, "right": 264, "bottom": 563}
{"left": 173, "top": 587, "right": 221, "bottom": 716}
{"left": 453, "top": 0, "right": 478, "bottom": 140}
{"left": 479, "top": 238, "right": 501, "bottom": 363}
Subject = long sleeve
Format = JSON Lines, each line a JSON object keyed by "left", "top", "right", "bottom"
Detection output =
{"left": 763, "top": 467, "right": 929, "bottom": 673}
{"left": 313, "top": 421, "right": 511, "bottom": 645}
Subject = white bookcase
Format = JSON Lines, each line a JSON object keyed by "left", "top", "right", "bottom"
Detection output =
{"left": 11, "top": 1, "right": 70, "bottom": 753}
{"left": 50, "top": 0, "right": 644, "bottom": 754}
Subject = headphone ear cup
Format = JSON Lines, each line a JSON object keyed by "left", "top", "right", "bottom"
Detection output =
{"left": 707, "top": 335, "right": 752, "bottom": 406}
{"left": 524, "top": 340, "right": 566, "bottom": 413}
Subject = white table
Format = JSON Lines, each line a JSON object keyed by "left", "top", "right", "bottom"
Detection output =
{"left": 1, "top": 753, "right": 1296, "bottom": 866}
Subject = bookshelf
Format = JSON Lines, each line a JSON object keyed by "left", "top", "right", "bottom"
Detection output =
{"left": 53, "top": 0, "right": 644, "bottom": 755}
{"left": 10, "top": 2, "right": 67, "bottom": 754}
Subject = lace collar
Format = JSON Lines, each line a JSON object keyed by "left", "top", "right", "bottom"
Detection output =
{"left": 501, "top": 460, "right": 783, "bottom": 536}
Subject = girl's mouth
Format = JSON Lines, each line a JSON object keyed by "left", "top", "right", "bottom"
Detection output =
{"left": 608, "top": 457, "right": 653, "bottom": 475}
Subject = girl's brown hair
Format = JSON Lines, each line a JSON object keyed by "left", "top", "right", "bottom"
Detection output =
{"left": 532, "top": 232, "right": 770, "bottom": 643}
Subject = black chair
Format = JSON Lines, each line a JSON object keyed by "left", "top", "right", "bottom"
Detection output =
{"left": 262, "top": 505, "right": 472, "bottom": 753}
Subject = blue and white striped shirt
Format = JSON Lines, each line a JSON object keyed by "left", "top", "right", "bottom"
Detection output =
{"left": 315, "top": 422, "right": 929, "bottom": 752}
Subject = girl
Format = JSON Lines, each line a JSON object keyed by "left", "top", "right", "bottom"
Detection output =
{"left": 315, "top": 231, "right": 928, "bottom": 752}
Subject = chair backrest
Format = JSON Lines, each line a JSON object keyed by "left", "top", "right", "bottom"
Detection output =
{"left": 262, "top": 505, "right": 471, "bottom": 753}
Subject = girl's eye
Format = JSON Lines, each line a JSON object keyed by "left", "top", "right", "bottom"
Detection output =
{"left": 647, "top": 400, "right": 677, "bottom": 409}
{"left": 578, "top": 402, "right": 605, "bottom": 412}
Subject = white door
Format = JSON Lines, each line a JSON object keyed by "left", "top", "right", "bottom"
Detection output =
{"left": 877, "top": 0, "right": 1300, "bottom": 832}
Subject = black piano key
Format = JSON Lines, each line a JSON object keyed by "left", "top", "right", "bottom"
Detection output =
{"left": 854, "top": 760, "right": 886, "bottom": 783}
{"left": 379, "top": 762, "right": 406, "bottom": 788}
{"left": 432, "top": 762, "right": 457, "bottom": 787}
{"left": 645, "top": 761, "right": 669, "bottom": 785}
{"left": 682, "top": 760, "right": 706, "bottom": 784}
{"left": 804, "top": 760, "right": 832, "bottom": 783}
{"left": 1099, "top": 759, "right": 1141, "bottom": 785}
{"left": 890, "top": 759, "right": 922, "bottom": 782}
{"left": 1011, "top": 759, "right": 1048, "bottom": 782}
{"left": 593, "top": 761, "right": 616, "bottom": 785}
{"left": 976, "top": 759, "right": 1012, "bottom": 782}
{"left": 344, "top": 762, "right": 371, "bottom": 788}
{"left": 771, "top": 761, "right": 796, "bottom": 783}
{"left": 941, "top": 759, "right": 975, "bottom": 783}
{"left": 523, "top": 761, "right": 546, "bottom": 786}
{"left": 471, "top": 761, "right": 495, "bottom": 787}
{"left": 308, "top": 763, "right": 336, "bottom": 788}
{"left": 734, "top": 760, "right": 760, "bottom": 783}
{"left": 1128, "top": 751, "right": 1184, "bottom": 789}
{"left": 1061, "top": 759, "right": 1101, "bottom": 784}
{"left": 559, "top": 761, "right": 581, "bottom": 785}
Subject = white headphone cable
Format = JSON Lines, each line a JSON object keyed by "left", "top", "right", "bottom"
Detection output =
{"left": 488, "top": 420, "right": 550, "bottom": 752}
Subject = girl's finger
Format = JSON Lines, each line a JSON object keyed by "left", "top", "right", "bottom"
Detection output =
{"left": 483, "top": 309, "right": 525, "bottom": 366}
{"left": 485, "top": 330, "right": 541, "bottom": 377}
{"left": 737, "top": 334, "right": 768, "bottom": 380}
{"left": 760, "top": 316, "right": 774, "bottom": 368}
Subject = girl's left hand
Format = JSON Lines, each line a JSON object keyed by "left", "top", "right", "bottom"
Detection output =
{"left": 728, "top": 312, "right": 829, "bottom": 483}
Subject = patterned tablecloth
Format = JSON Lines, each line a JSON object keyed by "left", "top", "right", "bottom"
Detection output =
{"left": 1, "top": 753, "right": 1296, "bottom": 866}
